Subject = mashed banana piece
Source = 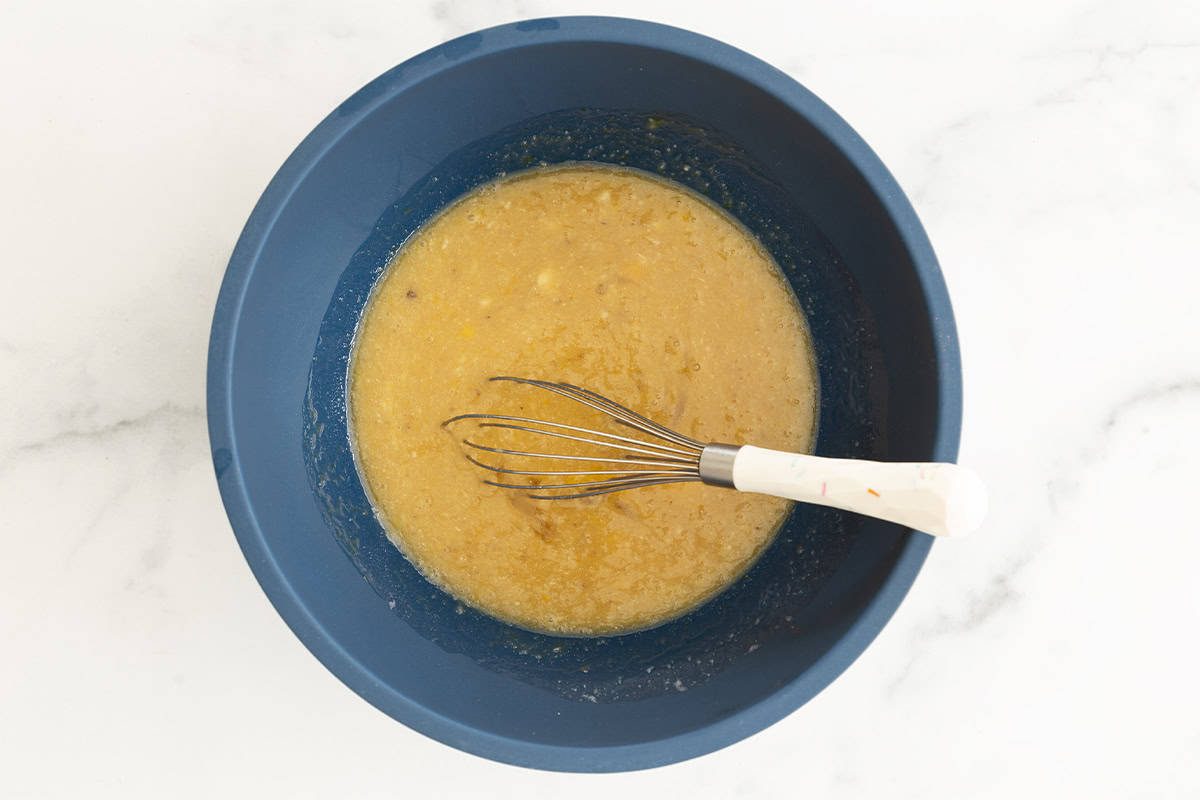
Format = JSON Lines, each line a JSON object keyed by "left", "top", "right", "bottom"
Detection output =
{"left": 349, "top": 165, "right": 816, "bottom": 635}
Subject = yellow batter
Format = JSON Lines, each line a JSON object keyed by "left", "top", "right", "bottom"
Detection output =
{"left": 349, "top": 165, "right": 817, "bottom": 635}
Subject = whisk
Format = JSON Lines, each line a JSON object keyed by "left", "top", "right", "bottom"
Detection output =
{"left": 445, "top": 377, "right": 986, "bottom": 538}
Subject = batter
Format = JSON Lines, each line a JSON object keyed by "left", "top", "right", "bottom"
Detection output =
{"left": 349, "top": 165, "right": 817, "bottom": 635}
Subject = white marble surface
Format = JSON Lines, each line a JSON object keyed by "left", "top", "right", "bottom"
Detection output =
{"left": 3, "top": 0, "right": 1198, "bottom": 796}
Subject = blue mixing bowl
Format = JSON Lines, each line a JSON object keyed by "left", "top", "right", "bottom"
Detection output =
{"left": 207, "top": 17, "right": 961, "bottom": 772}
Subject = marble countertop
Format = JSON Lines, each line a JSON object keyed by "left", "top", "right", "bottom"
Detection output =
{"left": 3, "top": 1, "right": 1198, "bottom": 796}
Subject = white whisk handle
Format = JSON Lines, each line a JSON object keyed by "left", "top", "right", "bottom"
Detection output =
{"left": 729, "top": 445, "right": 986, "bottom": 538}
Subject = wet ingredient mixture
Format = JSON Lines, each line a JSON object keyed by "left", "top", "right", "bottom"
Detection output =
{"left": 349, "top": 165, "right": 817, "bottom": 635}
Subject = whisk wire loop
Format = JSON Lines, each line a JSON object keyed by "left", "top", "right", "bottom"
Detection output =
{"left": 445, "top": 378, "right": 711, "bottom": 499}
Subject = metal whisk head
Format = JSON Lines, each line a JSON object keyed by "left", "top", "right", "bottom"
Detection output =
{"left": 444, "top": 376, "right": 732, "bottom": 499}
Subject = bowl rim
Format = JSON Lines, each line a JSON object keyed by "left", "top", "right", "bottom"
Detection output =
{"left": 206, "top": 15, "right": 961, "bottom": 772}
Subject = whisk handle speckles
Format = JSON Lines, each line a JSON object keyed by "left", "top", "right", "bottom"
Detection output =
{"left": 702, "top": 444, "right": 986, "bottom": 538}
{"left": 446, "top": 377, "right": 986, "bottom": 538}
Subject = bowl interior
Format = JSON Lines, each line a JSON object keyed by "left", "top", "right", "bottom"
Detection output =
{"left": 211, "top": 19, "right": 955, "bottom": 772}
